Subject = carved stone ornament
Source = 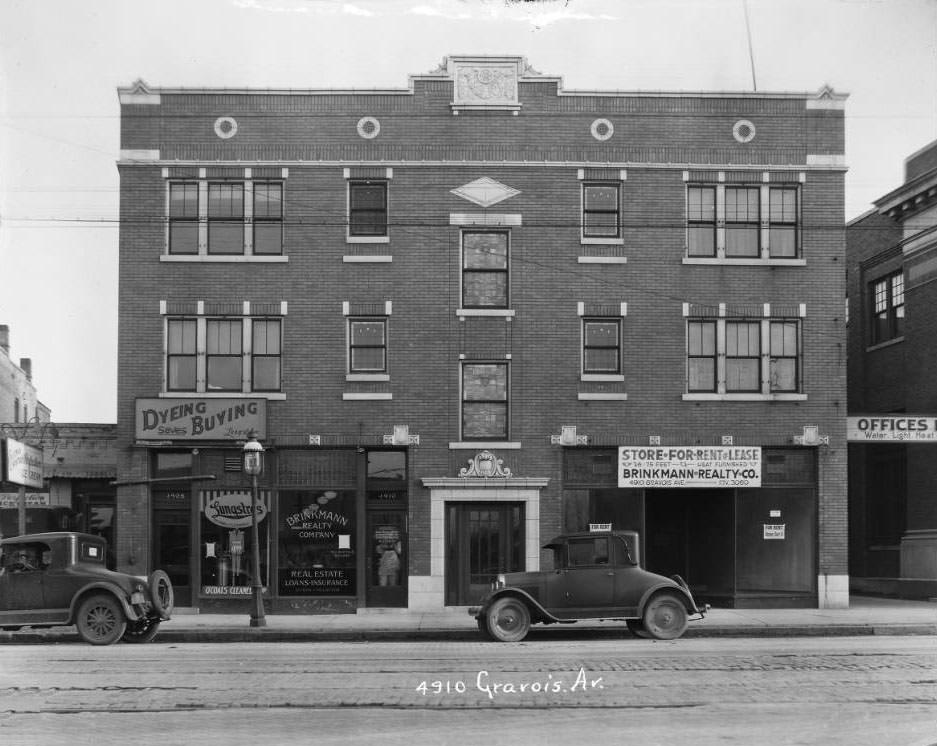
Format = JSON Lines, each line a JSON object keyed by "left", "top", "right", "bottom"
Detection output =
{"left": 214, "top": 116, "right": 238, "bottom": 140}
{"left": 356, "top": 116, "right": 381, "bottom": 139}
{"left": 454, "top": 63, "right": 518, "bottom": 106}
{"left": 450, "top": 177, "right": 520, "bottom": 208}
{"left": 732, "top": 119, "right": 756, "bottom": 144}
{"left": 459, "top": 450, "right": 513, "bottom": 478}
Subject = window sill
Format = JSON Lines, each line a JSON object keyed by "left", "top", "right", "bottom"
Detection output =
{"left": 578, "top": 393, "right": 628, "bottom": 401}
{"left": 578, "top": 256, "right": 627, "bottom": 264}
{"left": 580, "top": 237, "right": 624, "bottom": 246}
{"left": 346, "top": 374, "right": 390, "bottom": 382}
{"left": 346, "top": 236, "right": 390, "bottom": 244}
{"left": 342, "top": 392, "right": 392, "bottom": 400}
{"left": 682, "top": 393, "right": 807, "bottom": 402}
{"left": 866, "top": 336, "right": 904, "bottom": 352}
{"left": 457, "top": 309, "right": 515, "bottom": 318}
{"left": 343, "top": 255, "right": 392, "bottom": 263}
{"left": 160, "top": 391, "right": 286, "bottom": 400}
{"left": 682, "top": 257, "right": 806, "bottom": 267}
{"left": 161, "top": 255, "right": 289, "bottom": 263}
{"left": 581, "top": 374, "right": 625, "bottom": 382}
{"left": 449, "top": 441, "right": 521, "bottom": 450}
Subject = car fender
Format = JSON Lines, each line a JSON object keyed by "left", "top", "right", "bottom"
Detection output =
{"left": 637, "top": 581, "right": 698, "bottom": 617}
{"left": 475, "top": 588, "right": 563, "bottom": 624}
{"left": 68, "top": 582, "right": 141, "bottom": 624}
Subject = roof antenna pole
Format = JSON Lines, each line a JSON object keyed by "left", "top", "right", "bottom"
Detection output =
{"left": 743, "top": 0, "right": 758, "bottom": 91}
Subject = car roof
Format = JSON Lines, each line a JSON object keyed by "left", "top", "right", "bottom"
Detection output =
{"left": 544, "top": 530, "right": 638, "bottom": 545}
{"left": 1, "top": 531, "right": 101, "bottom": 545}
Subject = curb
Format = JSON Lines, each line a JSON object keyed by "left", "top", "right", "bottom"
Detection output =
{"left": 2, "top": 623, "right": 936, "bottom": 644}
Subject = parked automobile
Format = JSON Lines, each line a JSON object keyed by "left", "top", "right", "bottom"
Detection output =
{"left": 470, "top": 530, "right": 707, "bottom": 642}
{"left": 0, "top": 532, "right": 173, "bottom": 645}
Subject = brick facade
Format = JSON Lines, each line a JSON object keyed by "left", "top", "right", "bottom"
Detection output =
{"left": 116, "top": 57, "right": 848, "bottom": 611}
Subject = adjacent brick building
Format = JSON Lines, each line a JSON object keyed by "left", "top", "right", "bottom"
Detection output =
{"left": 116, "top": 56, "right": 848, "bottom": 612}
{"left": 847, "top": 138, "right": 937, "bottom": 599}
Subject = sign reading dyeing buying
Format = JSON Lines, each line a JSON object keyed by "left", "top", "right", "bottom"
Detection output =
{"left": 135, "top": 398, "right": 266, "bottom": 440}
{"left": 846, "top": 416, "right": 937, "bottom": 442}
{"left": 618, "top": 446, "right": 762, "bottom": 488}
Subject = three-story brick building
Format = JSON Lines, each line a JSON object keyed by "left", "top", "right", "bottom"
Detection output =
{"left": 116, "top": 56, "right": 848, "bottom": 612}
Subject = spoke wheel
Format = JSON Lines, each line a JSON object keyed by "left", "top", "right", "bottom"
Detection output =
{"left": 485, "top": 597, "right": 531, "bottom": 642}
{"left": 122, "top": 618, "right": 161, "bottom": 644}
{"left": 642, "top": 592, "right": 689, "bottom": 640}
{"left": 76, "top": 594, "right": 127, "bottom": 646}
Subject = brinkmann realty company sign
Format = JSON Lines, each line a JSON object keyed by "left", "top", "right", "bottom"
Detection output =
{"left": 618, "top": 446, "right": 762, "bottom": 488}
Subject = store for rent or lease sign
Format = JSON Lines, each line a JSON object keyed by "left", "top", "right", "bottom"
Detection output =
{"left": 846, "top": 416, "right": 937, "bottom": 442}
{"left": 618, "top": 446, "right": 762, "bottom": 488}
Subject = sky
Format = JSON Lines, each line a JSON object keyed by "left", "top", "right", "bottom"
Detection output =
{"left": 0, "top": 0, "right": 935, "bottom": 423}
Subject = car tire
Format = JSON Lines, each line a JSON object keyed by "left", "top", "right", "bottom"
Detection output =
{"left": 626, "top": 619, "right": 651, "bottom": 638}
{"left": 148, "top": 570, "right": 174, "bottom": 618}
{"left": 76, "top": 594, "right": 127, "bottom": 646}
{"left": 122, "top": 618, "right": 161, "bottom": 644}
{"left": 642, "top": 592, "right": 688, "bottom": 640}
{"left": 485, "top": 596, "right": 531, "bottom": 642}
{"left": 476, "top": 615, "right": 493, "bottom": 640}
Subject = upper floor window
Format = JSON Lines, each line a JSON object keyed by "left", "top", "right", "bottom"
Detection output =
{"left": 348, "top": 318, "right": 387, "bottom": 374}
{"left": 462, "top": 362, "right": 508, "bottom": 440}
{"left": 686, "top": 317, "right": 802, "bottom": 396}
{"left": 165, "top": 316, "right": 282, "bottom": 394}
{"left": 349, "top": 181, "right": 387, "bottom": 237}
{"left": 870, "top": 271, "right": 904, "bottom": 345}
{"left": 169, "top": 182, "right": 199, "bottom": 255}
{"left": 253, "top": 183, "right": 283, "bottom": 255}
{"left": 462, "top": 231, "right": 509, "bottom": 308}
{"left": 685, "top": 180, "right": 801, "bottom": 261}
{"left": 582, "top": 183, "right": 620, "bottom": 239}
{"left": 207, "top": 183, "right": 244, "bottom": 254}
{"left": 582, "top": 318, "right": 621, "bottom": 375}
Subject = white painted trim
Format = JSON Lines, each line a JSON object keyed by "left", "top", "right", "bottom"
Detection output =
{"left": 580, "top": 374, "right": 625, "bottom": 382}
{"left": 578, "top": 393, "right": 628, "bottom": 400}
{"left": 119, "top": 149, "right": 160, "bottom": 161}
{"left": 342, "top": 393, "right": 393, "bottom": 400}
{"left": 448, "top": 441, "right": 522, "bottom": 449}
{"left": 682, "top": 393, "right": 808, "bottom": 402}
{"left": 343, "top": 255, "right": 393, "bottom": 263}
{"left": 806, "top": 154, "right": 847, "bottom": 167}
{"left": 160, "top": 255, "right": 289, "bottom": 263}
{"left": 345, "top": 374, "right": 390, "bottom": 382}
{"left": 580, "top": 238, "right": 625, "bottom": 246}
{"left": 450, "top": 213, "right": 522, "bottom": 226}
{"left": 456, "top": 309, "right": 516, "bottom": 318}
{"left": 578, "top": 256, "right": 628, "bottom": 264}
{"left": 346, "top": 236, "right": 390, "bottom": 244}
{"left": 157, "top": 391, "right": 286, "bottom": 400}
{"left": 683, "top": 258, "right": 806, "bottom": 267}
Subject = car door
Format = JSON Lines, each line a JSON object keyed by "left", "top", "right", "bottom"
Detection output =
{"left": 554, "top": 536, "right": 616, "bottom": 618}
{"left": 0, "top": 542, "right": 51, "bottom": 626}
{"left": 610, "top": 534, "right": 645, "bottom": 617}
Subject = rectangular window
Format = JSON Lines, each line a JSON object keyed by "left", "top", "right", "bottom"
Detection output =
{"left": 582, "top": 184, "right": 620, "bottom": 238}
{"left": 207, "top": 183, "right": 244, "bottom": 254}
{"left": 725, "top": 187, "right": 760, "bottom": 257}
{"left": 253, "top": 183, "right": 283, "bottom": 255}
{"left": 251, "top": 319, "right": 281, "bottom": 391}
{"left": 687, "top": 186, "right": 716, "bottom": 257}
{"left": 870, "top": 271, "right": 905, "bottom": 344}
{"left": 349, "top": 181, "right": 387, "bottom": 237}
{"left": 725, "top": 321, "right": 761, "bottom": 392}
{"left": 687, "top": 321, "right": 717, "bottom": 392}
{"left": 768, "top": 187, "right": 798, "bottom": 258}
{"left": 769, "top": 321, "right": 800, "bottom": 392}
{"left": 583, "top": 319, "right": 621, "bottom": 374}
{"left": 462, "top": 232, "right": 508, "bottom": 308}
{"left": 167, "top": 319, "right": 197, "bottom": 391}
{"left": 462, "top": 362, "right": 508, "bottom": 440}
{"left": 349, "top": 319, "right": 387, "bottom": 374}
{"left": 206, "top": 319, "right": 243, "bottom": 391}
{"left": 169, "top": 182, "right": 199, "bottom": 254}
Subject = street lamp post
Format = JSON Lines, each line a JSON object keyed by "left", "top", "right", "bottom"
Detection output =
{"left": 242, "top": 432, "right": 267, "bottom": 628}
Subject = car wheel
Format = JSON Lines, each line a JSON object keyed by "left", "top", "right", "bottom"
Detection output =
{"left": 122, "top": 617, "right": 161, "bottom": 644}
{"left": 626, "top": 619, "right": 651, "bottom": 638}
{"left": 642, "top": 592, "right": 688, "bottom": 640}
{"left": 485, "top": 597, "right": 531, "bottom": 642}
{"left": 476, "top": 615, "right": 493, "bottom": 640}
{"left": 76, "top": 594, "right": 127, "bottom": 646}
{"left": 148, "top": 570, "right": 174, "bottom": 618}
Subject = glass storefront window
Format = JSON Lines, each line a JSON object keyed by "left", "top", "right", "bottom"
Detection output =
{"left": 199, "top": 490, "right": 270, "bottom": 598}
{"left": 278, "top": 489, "right": 356, "bottom": 596}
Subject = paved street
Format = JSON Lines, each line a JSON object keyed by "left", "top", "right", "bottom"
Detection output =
{"left": 1, "top": 635, "right": 936, "bottom": 746}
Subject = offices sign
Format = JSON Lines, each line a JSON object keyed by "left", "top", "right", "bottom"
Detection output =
{"left": 619, "top": 446, "right": 762, "bottom": 488}
{"left": 847, "top": 416, "right": 937, "bottom": 442}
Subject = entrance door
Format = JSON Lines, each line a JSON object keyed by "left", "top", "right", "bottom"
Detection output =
{"left": 152, "top": 509, "right": 192, "bottom": 606}
{"left": 446, "top": 503, "right": 523, "bottom": 606}
{"left": 366, "top": 510, "right": 407, "bottom": 607}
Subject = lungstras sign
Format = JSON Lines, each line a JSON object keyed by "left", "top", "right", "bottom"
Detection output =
{"left": 135, "top": 398, "right": 266, "bottom": 440}
{"left": 619, "top": 446, "right": 762, "bottom": 488}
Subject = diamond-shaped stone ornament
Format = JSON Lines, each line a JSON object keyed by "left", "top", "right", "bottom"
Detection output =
{"left": 450, "top": 177, "right": 520, "bottom": 207}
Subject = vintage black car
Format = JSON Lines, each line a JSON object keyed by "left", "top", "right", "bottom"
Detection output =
{"left": 0, "top": 532, "right": 173, "bottom": 645}
{"left": 470, "top": 530, "right": 707, "bottom": 642}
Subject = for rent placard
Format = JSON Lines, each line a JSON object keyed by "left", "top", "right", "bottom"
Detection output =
{"left": 619, "top": 446, "right": 762, "bottom": 488}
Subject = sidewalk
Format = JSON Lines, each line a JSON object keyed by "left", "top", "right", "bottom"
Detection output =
{"left": 2, "top": 595, "right": 935, "bottom": 644}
